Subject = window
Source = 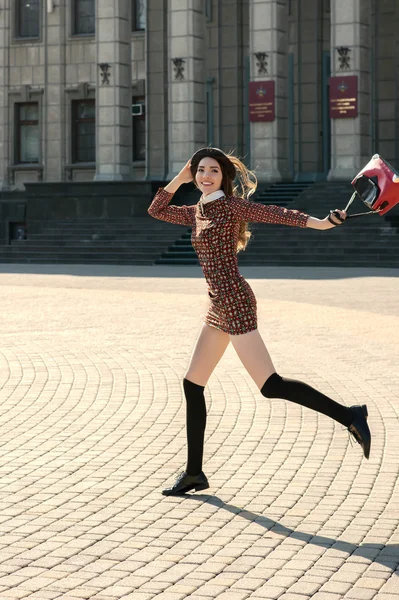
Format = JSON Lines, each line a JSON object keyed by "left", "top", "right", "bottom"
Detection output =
{"left": 16, "top": 103, "right": 40, "bottom": 164}
{"left": 132, "top": 96, "right": 146, "bottom": 161}
{"left": 205, "top": 0, "right": 212, "bottom": 22}
{"left": 72, "top": 100, "right": 95, "bottom": 163}
{"left": 16, "top": 0, "right": 40, "bottom": 38}
{"left": 74, "top": 0, "right": 95, "bottom": 35}
{"left": 133, "top": 0, "right": 146, "bottom": 31}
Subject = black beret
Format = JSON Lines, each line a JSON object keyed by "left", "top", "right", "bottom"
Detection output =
{"left": 190, "top": 147, "right": 236, "bottom": 180}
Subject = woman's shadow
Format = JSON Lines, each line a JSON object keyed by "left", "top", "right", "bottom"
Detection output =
{"left": 185, "top": 494, "right": 399, "bottom": 573}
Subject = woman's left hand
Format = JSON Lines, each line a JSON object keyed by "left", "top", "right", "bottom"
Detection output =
{"left": 324, "top": 209, "right": 347, "bottom": 229}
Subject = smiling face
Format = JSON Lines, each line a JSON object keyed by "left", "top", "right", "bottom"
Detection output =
{"left": 195, "top": 157, "right": 223, "bottom": 196}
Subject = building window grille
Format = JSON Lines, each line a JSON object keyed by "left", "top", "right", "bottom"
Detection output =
{"left": 72, "top": 100, "right": 96, "bottom": 163}
{"left": 132, "top": 96, "right": 146, "bottom": 161}
{"left": 133, "top": 0, "right": 146, "bottom": 31}
{"left": 16, "top": 103, "right": 40, "bottom": 164}
{"left": 16, "top": 0, "right": 40, "bottom": 38}
{"left": 74, "top": 0, "right": 95, "bottom": 35}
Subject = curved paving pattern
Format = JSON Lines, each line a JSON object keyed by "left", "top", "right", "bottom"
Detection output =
{"left": 0, "top": 265, "right": 398, "bottom": 600}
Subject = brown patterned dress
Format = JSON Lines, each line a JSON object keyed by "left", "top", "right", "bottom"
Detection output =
{"left": 148, "top": 188, "right": 309, "bottom": 335}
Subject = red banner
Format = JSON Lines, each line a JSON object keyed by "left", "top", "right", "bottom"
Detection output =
{"left": 329, "top": 75, "right": 358, "bottom": 118}
{"left": 249, "top": 81, "right": 275, "bottom": 122}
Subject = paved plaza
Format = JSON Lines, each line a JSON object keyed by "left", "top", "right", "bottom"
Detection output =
{"left": 0, "top": 264, "right": 398, "bottom": 600}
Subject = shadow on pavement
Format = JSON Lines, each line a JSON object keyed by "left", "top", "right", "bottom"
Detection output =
{"left": 185, "top": 494, "right": 399, "bottom": 573}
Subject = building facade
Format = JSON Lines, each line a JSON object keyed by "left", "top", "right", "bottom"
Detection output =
{"left": 0, "top": 0, "right": 398, "bottom": 189}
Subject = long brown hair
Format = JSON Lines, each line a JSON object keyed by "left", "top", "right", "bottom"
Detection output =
{"left": 190, "top": 149, "right": 257, "bottom": 252}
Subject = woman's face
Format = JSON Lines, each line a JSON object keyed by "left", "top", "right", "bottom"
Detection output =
{"left": 195, "top": 157, "right": 223, "bottom": 196}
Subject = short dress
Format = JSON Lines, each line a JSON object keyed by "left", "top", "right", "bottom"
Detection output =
{"left": 148, "top": 188, "right": 309, "bottom": 335}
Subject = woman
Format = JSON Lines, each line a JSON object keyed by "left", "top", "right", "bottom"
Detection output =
{"left": 148, "top": 147, "right": 371, "bottom": 496}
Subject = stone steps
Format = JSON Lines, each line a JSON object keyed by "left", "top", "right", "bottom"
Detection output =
{"left": 0, "top": 216, "right": 189, "bottom": 265}
{"left": 7, "top": 243, "right": 181, "bottom": 253}
{"left": 155, "top": 181, "right": 399, "bottom": 268}
{"left": 255, "top": 182, "right": 313, "bottom": 206}
{"left": 0, "top": 257, "right": 153, "bottom": 265}
{"left": 0, "top": 181, "right": 397, "bottom": 267}
{"left": 21, "top": 236, "right": 185, "bottom": 244}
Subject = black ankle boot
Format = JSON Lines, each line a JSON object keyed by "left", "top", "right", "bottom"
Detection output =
{"left": 162, "top": 471, "right": 209, "bottom": 496}
{"left": 348, "top": 405, "right": 371, "bottom": 459}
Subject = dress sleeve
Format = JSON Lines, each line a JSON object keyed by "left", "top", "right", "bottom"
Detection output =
{"left": 148, "top": 188, "right": 196, "bottom": 227}
{"left": 230, "top": 196, "right": 309, "bottom": 228}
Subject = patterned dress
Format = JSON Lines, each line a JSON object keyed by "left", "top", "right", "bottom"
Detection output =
{"left": 148, "top": 188, "right": 309, "bottom": 335}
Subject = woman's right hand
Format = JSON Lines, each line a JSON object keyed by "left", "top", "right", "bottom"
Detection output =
{"left": 164, "top": 160, "right": 193, "bottom": 194}
{"left": 175, "top": 160, "right": 193, "bottom": 184}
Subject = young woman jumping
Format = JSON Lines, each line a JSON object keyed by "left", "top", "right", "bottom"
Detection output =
{"left": 148, "top": 147, "right": 371, "bottom": 496}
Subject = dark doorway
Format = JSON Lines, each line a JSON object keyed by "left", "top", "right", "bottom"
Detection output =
{"left": 322, "top": 51, "right": 331, "bottom": 177}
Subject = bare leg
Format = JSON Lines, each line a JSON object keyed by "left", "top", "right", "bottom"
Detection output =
{"left": 185, "top": 323, "right": 230, "bottom": 386}
{"left": 230, "top": 328, "right": 353, "bottom": 428}
{"left": 229, "top": 328, "right": 276, "bottom": 389}
{"left": 175, "top": 324, "right": 231, "bottom": 478}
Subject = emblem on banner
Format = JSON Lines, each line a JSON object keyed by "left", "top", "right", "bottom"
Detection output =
{"left": 249, "top": 80, "right": 275, "bottom": 122}
{"left": 256, "top": 86, "right": 267, "bottom": 98}
{"left": 329, "top": 75, "right": 358, "bottom": 118}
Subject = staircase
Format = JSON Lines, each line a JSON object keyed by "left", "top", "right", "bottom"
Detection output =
{"left": 238, "top": 181, "right": 399, "bottom": 268}
{"left": 255, "top": 181, "right": 314, "bottom": 206}
{"left": 0, "top": 218, "right": 185, "bottom": 265}
{"left": 155, "top": 182, "right": 313, "bottom": 265}
{"left": 0, "top": 181, "right": 397, "bottom": 267}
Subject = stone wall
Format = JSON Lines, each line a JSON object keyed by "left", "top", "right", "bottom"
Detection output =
{"left": 0, "top": 0, "right": 398, "bottom": 188}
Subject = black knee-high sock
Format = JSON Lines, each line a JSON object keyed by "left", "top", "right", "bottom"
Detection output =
{"left": 261, "top": 373, "right": 352, "bottom": 427}
{"left": 183, "top": 378, "right": 206, "bottom": 475}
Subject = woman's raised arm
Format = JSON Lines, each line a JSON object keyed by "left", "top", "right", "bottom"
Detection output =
{"left": 230, "top": 197, "right": 346, "bottom": 230}
{"left": 148, "top": 160, "right": 196, "bottom": 226}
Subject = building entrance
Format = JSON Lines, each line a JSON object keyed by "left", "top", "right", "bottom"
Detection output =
{"left": 290, "top": 51, "right": 331, "bottom": 183}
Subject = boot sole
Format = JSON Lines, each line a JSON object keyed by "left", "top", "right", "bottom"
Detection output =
{"left": 194, "top": 482, "right": 209, "bottom": 492}
{"left": 162, "top": 482, "right": 210, "bottom": 496}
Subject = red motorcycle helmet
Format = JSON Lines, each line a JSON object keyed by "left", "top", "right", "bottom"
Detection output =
{"left": 350, "top": 154, "right": 399, "bottom": 216}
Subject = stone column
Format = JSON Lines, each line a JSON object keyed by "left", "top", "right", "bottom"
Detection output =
{"left": 328, "top": 0, "right": 371, "bottom": 180}
{"left": 249, "top": 0, "right": 289, "bottom": 182}
{"left": 167, "top": 0, "right": 206, "bottom": 178}
{"left": 95, "top": 0, "right": 132, "bottom": 181}
{"left": 146, "top": 0, "right": 168, "bottom": 180}
{"left": 0, "top": 2, "right": 10, "bottom": 189}
{"left": 44, "top": 0, "right": 66, "bottom": 181}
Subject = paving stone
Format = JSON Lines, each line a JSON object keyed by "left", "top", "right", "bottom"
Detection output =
{"left": 311, "top": 594, "right": 344, "bottom": 600}
{"left": 320, "top": 580, "right": 352, "bottom": 594}
{"left": 251, "top": 585, "right": 286, "bottom": 599}
{"left": 289, "top": 581, "right": 322, "bottom": 595}
{"left": 344, "top": 587, "right": 378, "bottom": 599}
{"left": 356, "top": 577, "right": 386, "bottom": 590}
{"left": 214, "top": 592, "right": 250, "bottom": 600}
{"left": 0, "top": 265, "right": 397, "bottom": 600}
{"left": 379, "top": 576, "right": 399, "bottom": 595}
